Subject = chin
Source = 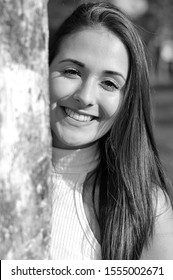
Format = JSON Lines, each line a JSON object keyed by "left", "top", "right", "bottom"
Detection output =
{"left": 52, "top": 126, "right": 98, "bottom": 149}
{"left": 59, "top": 135, "right": 97, "bottom": 149}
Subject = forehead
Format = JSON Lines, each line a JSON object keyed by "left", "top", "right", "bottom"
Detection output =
{"left": 55, "top": 26, "right": 129, "bottom": 79}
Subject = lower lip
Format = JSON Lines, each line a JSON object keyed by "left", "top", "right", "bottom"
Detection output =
{"left": 61, "top": 107, "right": 97, "bottom": 126}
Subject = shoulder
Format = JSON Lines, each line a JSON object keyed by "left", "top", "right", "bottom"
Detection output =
{"left": 154, "top": 187, "right": 172, "bottom": 216}
{"left": 141, "top": 187, "right": 173, "bottom": 260}
{"left": 154, "top": 188, "right": 173, "bottom": 236}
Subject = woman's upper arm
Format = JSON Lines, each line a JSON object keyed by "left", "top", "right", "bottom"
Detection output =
{"left": 141, "top": 190, "right": 173, "bottom": 260}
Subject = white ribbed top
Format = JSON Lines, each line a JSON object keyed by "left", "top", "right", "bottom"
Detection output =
{"left": 49, "top": 143, "right": 102, "bottom": 260}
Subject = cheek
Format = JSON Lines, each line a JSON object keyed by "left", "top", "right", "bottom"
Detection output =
{"left": 96, "top": 93, "right": 122, "bottom": 138}
{"left": 100, "top": 92, "right": 122, "bottom": 118}
{"left": 49, "top": 78, "right": 67, "bottom": 101}
{"left": 49, "top": 77, "right": 80, "bottom": 101}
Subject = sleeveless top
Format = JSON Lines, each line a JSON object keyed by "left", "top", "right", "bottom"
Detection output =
{"left": 49, "top": 143, "right": 102, "bottom": 259}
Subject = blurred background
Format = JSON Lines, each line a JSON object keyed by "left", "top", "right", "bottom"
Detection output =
{"left": 48, "top": 0, "right": 173, "bottom": 185}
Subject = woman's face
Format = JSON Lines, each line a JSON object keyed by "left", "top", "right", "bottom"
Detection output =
{"left": 49, "top": 26, "right": 129, "bottom": 149}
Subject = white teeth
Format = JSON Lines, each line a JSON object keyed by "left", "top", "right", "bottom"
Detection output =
{"left": 64, "top": 108, "right": 93, "bottom": 122}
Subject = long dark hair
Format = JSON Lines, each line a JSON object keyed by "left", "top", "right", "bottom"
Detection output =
{"left": 49, "top": 1, "right": 172, "bottom": 259}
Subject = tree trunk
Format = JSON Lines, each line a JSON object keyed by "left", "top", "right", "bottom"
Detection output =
{"left": 0, "top": 0, "right": 51, "bottom": 259}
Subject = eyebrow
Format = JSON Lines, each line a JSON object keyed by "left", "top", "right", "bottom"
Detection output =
{"left": 103, "top": 70, "right": 126, "bottom": 82}
{"left": 59, "top": 59, "right": 84, "bottom": 68}
{"left": 59, "top": 59, "right": 126, "bottom": 81}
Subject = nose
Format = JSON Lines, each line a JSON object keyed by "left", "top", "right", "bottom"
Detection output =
{"left": 73, "top": 78, "right": 97, "bottom": 107}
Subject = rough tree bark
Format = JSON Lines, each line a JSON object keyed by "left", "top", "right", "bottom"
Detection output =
{"left": 0, "top": 0, "right": 51, "bottom": 259}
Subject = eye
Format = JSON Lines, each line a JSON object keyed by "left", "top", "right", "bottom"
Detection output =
{"left": 101, "top": 80, "right": 119, "bottom": 92}
{"left": 63, "top": 68, "right": 81, "bottom": 78}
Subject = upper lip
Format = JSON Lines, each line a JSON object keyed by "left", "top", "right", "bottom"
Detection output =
{"left": 62, "top": 106, "right": 99, "bottom": 119}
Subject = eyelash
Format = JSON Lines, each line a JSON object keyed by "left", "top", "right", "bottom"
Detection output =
{"left": 101, "top": 80, "right": 120, "bottom": 91}
{"left": 63, "top": 68, "right": 81, "bottom": 78}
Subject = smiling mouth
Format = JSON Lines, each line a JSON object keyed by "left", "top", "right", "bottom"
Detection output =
{"left": 62, "top": 107, "right": 97, "bottom": 122}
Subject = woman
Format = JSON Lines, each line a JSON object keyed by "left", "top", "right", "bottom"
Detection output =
{"left": 49, "top": 1, "right": 173, "bottom": 259}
